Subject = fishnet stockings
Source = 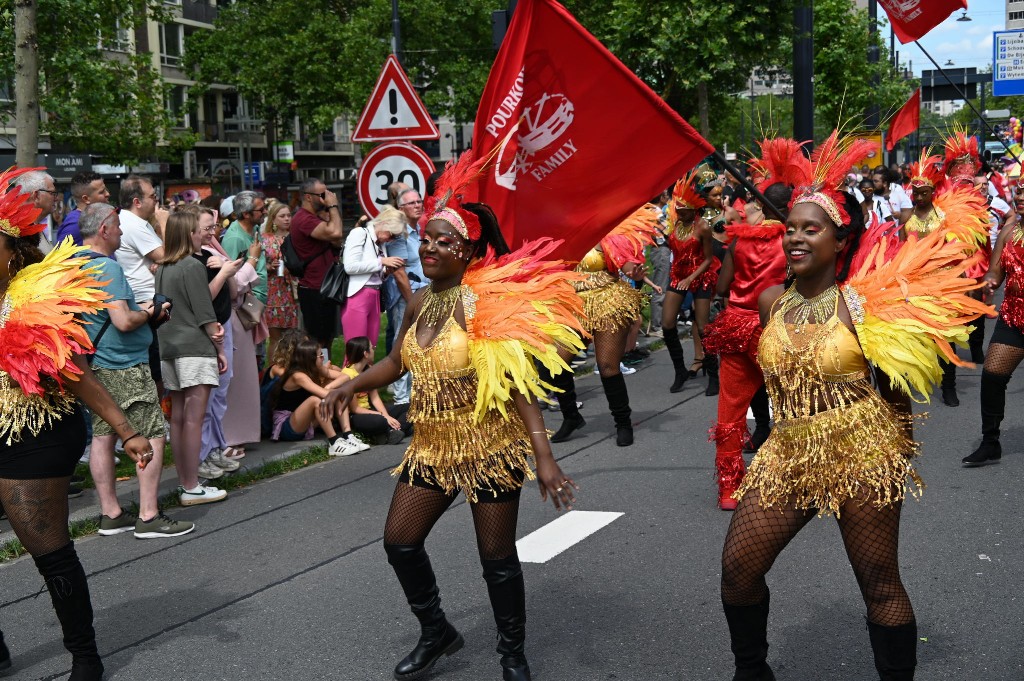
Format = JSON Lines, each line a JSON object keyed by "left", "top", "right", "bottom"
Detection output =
{"left": 593, "top": 325, "right": 630, "bottom": 378}
{"left": 0, "top": 477, "right": 72, "bottom": 556}
{"left": 722, "top": 489, "right": 915, "bottom": 626}
{"left": 383, "top": 481, "right": 522, "bottom": 560}
{"left": 984, "top": 343, "right": 1024, "bottom": 376}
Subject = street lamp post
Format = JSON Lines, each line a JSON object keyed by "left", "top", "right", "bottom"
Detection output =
{"left": 392, "top": 0, "right": 402, "bottom": 65}
{"left": 793, "top": 0, "right": 814, "bottom": 148}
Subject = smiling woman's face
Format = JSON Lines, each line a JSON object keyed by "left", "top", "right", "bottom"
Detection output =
{"left": 784, "top": 202, "right": 845, "bottom": 279}
{"left": 419, "top": 219, "right": 471, "bottom": 280}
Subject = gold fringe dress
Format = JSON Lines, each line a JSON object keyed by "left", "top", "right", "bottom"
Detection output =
{"left": 735, "top": 286, "right": 923, "bottom": 516}
{"left": 574, "top": 248, "right": 644, "bottom": 334}
{"left": 397, "top": 291, "right": 534, "bottom": 502}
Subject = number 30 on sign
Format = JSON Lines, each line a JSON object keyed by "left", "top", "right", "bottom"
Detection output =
{"left": 357, "top": 142, "right": 437, "bottom": 218}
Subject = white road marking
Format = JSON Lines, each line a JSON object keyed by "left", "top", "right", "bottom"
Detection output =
{"left": 516, "top": 511, "right": 623, "bottom": 564}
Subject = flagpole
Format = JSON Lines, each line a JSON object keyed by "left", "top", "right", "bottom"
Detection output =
{"left": 914, "top": 40, "right": 1013, "bottom": 157}
{"left": 711, "top": 149, "right": 787, "bottom": 223}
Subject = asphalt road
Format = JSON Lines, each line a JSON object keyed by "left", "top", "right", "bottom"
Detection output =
{"left": 1, "top": 344, "right": 1021, "bottom": 681}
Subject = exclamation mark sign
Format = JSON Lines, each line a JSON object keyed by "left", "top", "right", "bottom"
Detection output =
{"left": 389, "top": 89, "right": 398, "bottom": 126}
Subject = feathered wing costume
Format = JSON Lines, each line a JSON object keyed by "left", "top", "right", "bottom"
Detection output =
{"left": 397, "top": 150, "right": 585, "bottom": 498}
{"left": 0, "top": 167, "right": 109, "bottom": 444}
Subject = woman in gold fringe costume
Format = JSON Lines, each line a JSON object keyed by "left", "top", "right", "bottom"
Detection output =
{"left": 719, "top": 132, "right": 990, "bottom": 681}
{"left": 0, "top": 167, "right": 152, "bottom": 680}
{"left": 545, "top": 206, "right": 659, "bottom": 447}
{"left": 320, "top": 154, "right": 582, "bottom": 681}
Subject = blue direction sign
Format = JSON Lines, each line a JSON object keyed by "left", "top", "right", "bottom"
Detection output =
{"left": 994, "top": 30, "right": 1024, "bottom": 96}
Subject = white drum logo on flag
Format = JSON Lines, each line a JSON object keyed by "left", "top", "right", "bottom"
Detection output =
{"left": 881, "top": 0, "right": 921, "bottom": 22}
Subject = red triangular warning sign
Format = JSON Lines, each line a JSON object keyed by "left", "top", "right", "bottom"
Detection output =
{"left": 351, "top": 55, "right": 440, "bottom": 142}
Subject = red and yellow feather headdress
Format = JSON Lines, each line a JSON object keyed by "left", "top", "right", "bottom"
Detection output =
{"left": 0, "top": 166, "right": 47, "bottom": 239}
{"left": 599, "top": 204, "right": 661, "bottom": 272}
{"left": 666, "top": 169, "right": 706, "bottom": 226}
{"left": 908, "top": 147, "right": 945, "bottom": 189}
{"left": 943, "top": 128, "right": 980, "bottom": 186}
{"left": 790, "top": 130, "right": 877, "bottom": 227}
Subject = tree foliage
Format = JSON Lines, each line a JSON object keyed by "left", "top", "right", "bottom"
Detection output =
{"left": 0, "top": 0, "right": 193, "bottom": 163}
{"left": 185, "top": 0, "right": 496, "bottom": 133}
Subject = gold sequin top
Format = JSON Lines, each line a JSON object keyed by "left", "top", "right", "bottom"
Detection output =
{"left": 397, "top": 309, "right": 533, "bottom": 501}
{"left": 736, "top": 286, "right": 922, "bottom": 515}
{"left": 0, "top": 371, "right": 75, "bottom": 446}
{"left": 572, "top": 248, "right": 644, "bottom": 333}
{"left": 904, "top": 207, "right": 945, "bottom": 237}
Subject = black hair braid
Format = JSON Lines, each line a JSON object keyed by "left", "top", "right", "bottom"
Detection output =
{"left": 2, "top": 233, "right": 43, "bottom": 280}
{"left": 836, "top": 191, "right": 865, "bottom": 283}
{"left": 462, "top": 202, "right": 511, "bottom": 258}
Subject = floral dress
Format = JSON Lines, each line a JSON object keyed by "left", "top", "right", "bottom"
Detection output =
{"left": 260, "top": 233, "right": 299, "bottom": 329}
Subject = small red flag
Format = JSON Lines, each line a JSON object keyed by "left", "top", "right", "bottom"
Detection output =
{"left": 880, "top": 0, "right": 967, "bottom": 44}
{"left": 885, "top": 89, "right": 921, "bottom": 152}
{"left": 469, "top": 0, "right": 713, "bottom": 261}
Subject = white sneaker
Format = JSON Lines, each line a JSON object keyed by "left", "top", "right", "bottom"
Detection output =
{"left": 197, "top": 459, "right": 225, "bottom": 479}
{"left": 208, "top": 449, "right": 240, "bottom": 472}
{"left": 79, "top": 446, "right": 90, "bottom": 464}
{"left": 178, "top": 484, "right": 227, "bottom": 506}
{"left": 593, "top": 363, "right": 636, "bottom": 376}
{"left": 346, "top": 434, "right": 371, "bottom": 452}
{"left": 329, "top": 438, "right": 359, "bottom": 456}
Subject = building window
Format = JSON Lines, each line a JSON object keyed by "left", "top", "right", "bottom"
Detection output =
{"left": 0, "top": 81, "right": 12, "bottom": 102}
{"left": 166, "top": 85, "right": 189, "bottom": 128}
{"left": 1011, "top": 11, "right": 1024, "bottom": 20}
{"left": 159, "top": 23, "right": 184, "bottom": 66}
{"left": 99, "top": 17, "right": 131, "bottom": 52}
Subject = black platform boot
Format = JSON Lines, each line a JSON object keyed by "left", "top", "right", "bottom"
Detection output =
{"left": 744, "top": 386, "right": 771, "bottom": 454}
{"left": 0, "top": 629, "right": 11, "bottom": 676}
{"left": 940, "top": 359, "right": 959, "bottom": 407}
{"left": 547, "top": 368, "right": 585, "bottom": 443}
{"left": 704, "top": 354, "right": 720, "bottom": 397}
{"left": 963, "top": 370, "right": 1008, "bottom": 467}
{"left": 662, "top": 325, "right": 689, "bottom": 392}
{"left": 601, "top": 372, "right": 633, "bottom": 446}
{"left": 968, "top": 316, "right": 986, "bottom": 363}
{"left": 33, "top": 543, "right": 103, "bottom": 681}
{"left": 482, "top": 555, "right": 531, "bottom": 681}
{"left": 867, "top": 620, "right": 917, "bottom": 680}
{"left": 723, "top": 592, "right": 775, "bottom": 681}
{"left": 384, "top": 543, "right": 464, "bottom": 680}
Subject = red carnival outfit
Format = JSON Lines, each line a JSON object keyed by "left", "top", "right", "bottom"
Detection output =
{"left": 1000, "top": 231, "right": 1024, "bottom": 331}
{"left": 668, "top": 229, "right": 719, "bottom": 292}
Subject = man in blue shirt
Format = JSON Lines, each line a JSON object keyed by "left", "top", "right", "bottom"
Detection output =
{"left": 79, "top": 203, "right": 193, "bottom": 539}
{"left": 55, "top": 171, "right": 110, "bottom": 246}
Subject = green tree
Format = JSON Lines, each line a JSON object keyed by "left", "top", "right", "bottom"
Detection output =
{"left": 0, "top": 0, "right": 193, "bottom": 163}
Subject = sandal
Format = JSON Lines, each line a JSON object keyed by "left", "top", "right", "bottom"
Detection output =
{"left": 223, "top": 446, "right": 246, "bottom": 460}
{"left": 687, "top": 358, "right": 705, "bottom": 379}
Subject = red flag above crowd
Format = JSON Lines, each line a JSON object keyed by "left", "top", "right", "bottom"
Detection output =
{"left": 468, "top": 0, "right": 713, "bottom": 261}
{"left": 880, "top": 0, "right": 967, "bottom": 44}
{"left": 885, "top": 89, "right": 921, "bottom": 151}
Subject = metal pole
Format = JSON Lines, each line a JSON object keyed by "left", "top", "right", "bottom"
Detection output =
{"left": 712, "top": 149, "right": 787, "bottom": 223}
{"left": 866, "top": 0, "right": 880, "bottom": 129}
{"left": 793, "top": 0, "right": 814, "bottom": 148}
{"left": 391, "top": 0, "right": 402, "bottom": 65}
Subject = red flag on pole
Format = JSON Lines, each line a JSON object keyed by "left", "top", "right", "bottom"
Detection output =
{"left": 885, "top": 89, "right": 921, "bottom": 151}
{"left": 469, "top": 0, "right": 713, "bottom": 261}
{"left": 880, "top": 0, "right": 966, "bottom": 44}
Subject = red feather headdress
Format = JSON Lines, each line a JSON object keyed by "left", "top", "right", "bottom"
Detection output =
{"left": 908, "top": 147, "right": 945, "bottom": 189}
{"left": 751, "top": 138, "right": 812, "bottom": 191}
{"left": 790, "top": 131, "right": 877, "bottom": 227}
{"left": 666, "top": 169, "right": 706, "bottom": 227}
{"left": 0, "top": 166, "right": 46, "bottom": 239}
{"left": 943, "top": 128, "right": 980, "bottom": 186}
{"left": 599, "top": 204, "right": 661, "bottom": 272}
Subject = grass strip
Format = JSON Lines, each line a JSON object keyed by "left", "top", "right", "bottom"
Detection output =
{"left": 0, "top": 444, "right": 330, "bottom": 564}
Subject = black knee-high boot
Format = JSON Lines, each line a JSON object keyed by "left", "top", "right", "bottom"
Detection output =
{"left": 482, "top": 555, "right": 531, "bottom": 681}
{"left": 600, "top": 372, "right": 633, "bottom": 446}
{"left": 0, "top": 628, "right": 10, "bottom": 675}
{"left": 744, "top": 385, "right": 771, "bottom": 453}
{"left": 704, "top": 354, "right": 720, "bottom": 397}
{"left": 33, "top": 542, "right": 103, "bottom": 681}
{"left": 662, "top": 325, "right": 688, "bottom": 392}
{"left": 722, "top": 592, "right": 775, "bottom": 681}
{"left": 546, "top": 367, "right": 585, "bottom": 443}
{"left": 963, "top": 370, "right": 1009, "bottom": 467}
{"left": 867, "top": 620, "right": 917, "bottom": 681}
{"left": 940, "top": 359, "right": 959, "bottom": 407}
{"left": 969, "top": 316, "right": 986, "bottom": 363}
{"left": 384, "top": 543, "right": 464, "bottom": 680}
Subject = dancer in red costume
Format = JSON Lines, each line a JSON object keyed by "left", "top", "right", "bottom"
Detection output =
{"left": 662, "top": 170, "right": 719, "bottom": 395}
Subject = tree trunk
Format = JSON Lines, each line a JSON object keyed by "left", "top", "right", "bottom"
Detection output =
{"left": 14, "top": 0, "right": 40, "bottom": 168}
{"left": 697, "top": 81, "right": 710, "bottom": 139}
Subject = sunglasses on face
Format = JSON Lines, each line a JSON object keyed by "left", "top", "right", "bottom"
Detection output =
{"left": 304, "top": 191, "right": 327, "bottom": 200}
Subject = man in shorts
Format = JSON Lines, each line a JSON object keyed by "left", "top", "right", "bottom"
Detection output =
{"left": 79, "top": 203, "right": 194, "bottom": 539}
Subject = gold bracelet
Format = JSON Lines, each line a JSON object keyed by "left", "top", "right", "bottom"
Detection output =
{"left": 529, "top": 430, "right": 547, "bottom": 435}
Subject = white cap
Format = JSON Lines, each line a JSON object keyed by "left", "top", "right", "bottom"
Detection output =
{"left": 220, "top": 195, "right": 235, "bottom": 217}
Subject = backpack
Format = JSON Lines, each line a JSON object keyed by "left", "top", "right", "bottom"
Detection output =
{"left": 259, "top": 368, "right": 280, "bottom": 438}
{"left": 281, "top": 234, "right": 327, "bottom": 278}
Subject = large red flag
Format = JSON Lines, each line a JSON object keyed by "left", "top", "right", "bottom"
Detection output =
{"left": 885, "top": 89, "right": 921, "bottom": 151}
{"left": 880, "top": 0, "right": 966, "bottom": 44}
{"left": 469, "top": 0, "right": 713, "bottom": 261}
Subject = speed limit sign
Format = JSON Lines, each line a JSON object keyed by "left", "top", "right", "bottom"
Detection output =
{"left": 357, "top": 142, "right": 436, "bottom": 218}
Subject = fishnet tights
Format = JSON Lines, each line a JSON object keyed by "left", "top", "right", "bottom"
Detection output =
{"left": 0, "top": 477, "right": 72, "bottom": 556}
{"left": 984, "top": 343, "right": 1024, "bottom": 376}
{"left": 722, "top": 489, "right": 915, "bottom": 626}
{"left": 593, "top": 325, "right": 630, "bottom": 378}
{"left": 383, "top": 481, "right": 522, "bottom": 560}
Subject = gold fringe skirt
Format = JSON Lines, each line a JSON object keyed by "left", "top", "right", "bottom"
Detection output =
{"left": 735, "top": 396, "right": 923, "bottom": 517}
{"left": 393, "top": 403, "right": 535, "bottom": 503}
{"left": 576, "top": 274, "right": 645, "bottom": 334}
